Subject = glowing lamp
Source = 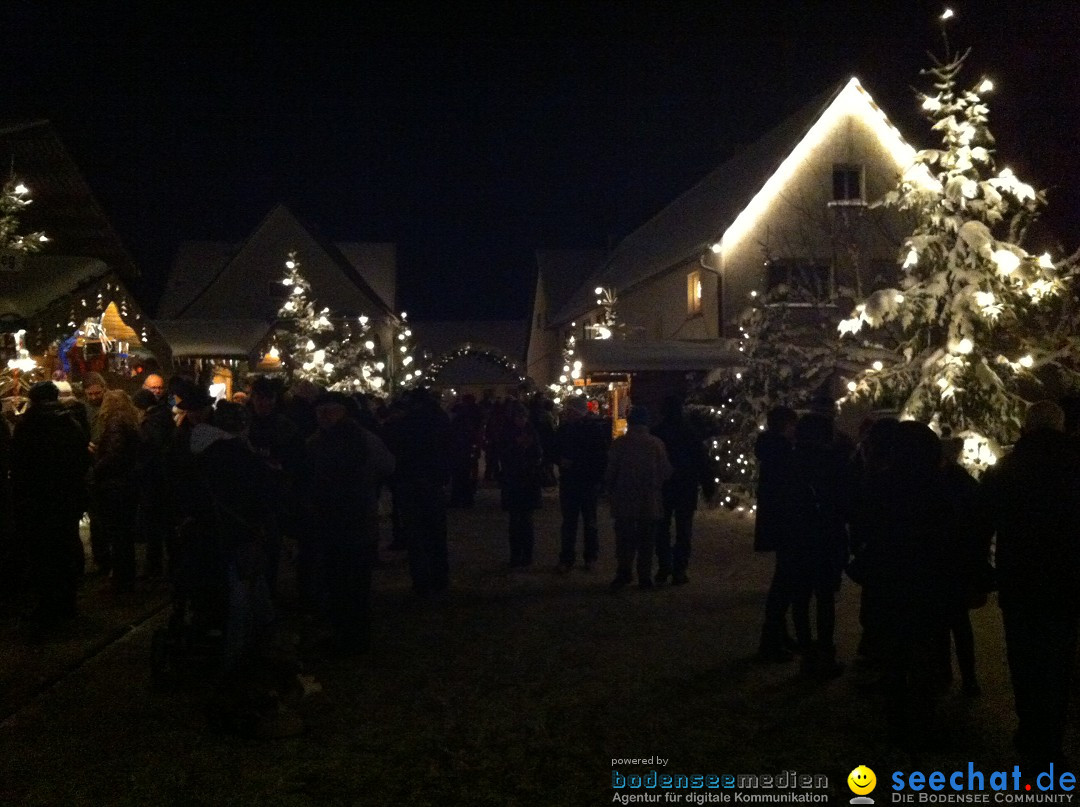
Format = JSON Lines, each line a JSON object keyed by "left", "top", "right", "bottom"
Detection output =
{"left": 364, "top": 341, "right": 375, "bottom": 350}
{"left": 955, "top": 338, "right": 974, "bottom": 354}
{"left": 594, "top": 286, "right": 604, "bottom": 295}
{"left": 978, "top": 78, "right": 994, "bottom": 93}
{"left": 285, "top": 260, "right": 296, "bottom": 269}
{"left": 1038, "top": 253, "right": 1054, "bottom": 270}
{"left": 710, "top": 242, "right": 722, "bottom": 254}
{"left": 1019, "top": 355, "right": 1034, "bottom": 368}
{"left": 872, "top": 361, "right": 883, "bottom": 371}
{"left": 13, "top": 183, "right": 28, "bottom": 195}
{"left": 941, "top": 7, "right": 954, "bottom": 20}
{"left": 847, "top": 381, "right": 858, "bottom": 392}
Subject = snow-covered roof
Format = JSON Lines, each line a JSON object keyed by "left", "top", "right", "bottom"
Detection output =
{"left": 0, "top": 255, "right": 111, "bottom": 322}
{"left": 159, "top": 205, "right": 393, "bottom": 322}
{"left": 534, "top": 249, "right": 606, "bottom": 319}
{"left": 154, "top": 319, "right": 273, "bottom": 359}
{"left": 0, "top": 120, "right": 140, "bottom": 283}
{"left": 576, "top": 338, "right": 742, "bottom": 372}
{"left": 336, "top": 242, "right": 397, "bottom": 312}
{"left": 552, "top": 80, "right": 875, "bottom": 325}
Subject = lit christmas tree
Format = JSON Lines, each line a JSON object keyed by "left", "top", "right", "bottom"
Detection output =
{"left": 693, "top": 280, "right": 846, "bottom": 507}
{"left": 330, "top": 312, "right": 388, "bottom": 396}
{"left": 548, "top": 327, "right": 583, "bottom": 406}
{"left": 275, "top": 252, "right": 341, "bottom": 386}
{"left": 390, "top": 311, "right": 421, "bottom": 391}
{"left": 1, "top": 180, "right": 48, "bottom": 405}
{"left": 838, "top": 17, "right": 1080, "bottom": 470}
{"left": 0, "top": 178, "right": 47, "bottom": 255}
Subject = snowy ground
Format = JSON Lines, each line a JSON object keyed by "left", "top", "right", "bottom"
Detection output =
{"left": 0, "top": 482, "right": 1065, "bottom": 806}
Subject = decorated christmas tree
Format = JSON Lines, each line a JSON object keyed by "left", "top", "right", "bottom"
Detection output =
{"left": 390, "top": 311, "right": 421, "bottom": 391}
{"left": 0, "top": 178, "right": 47, "bottom": 256}
{"left": 838, "top": 18, "right": 1080, "bottom": 470}
{"left": 331, "top": 313, "right": 388, "bottom": 396}
{"left": 275, "top": 252, "right": 342, "bottom": 386}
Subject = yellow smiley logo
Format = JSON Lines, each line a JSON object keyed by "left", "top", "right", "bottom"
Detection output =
{"left": 848, "top": 765, "right": 877, "bottom": 795}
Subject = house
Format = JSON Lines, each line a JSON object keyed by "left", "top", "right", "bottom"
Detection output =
{"left": 0, "top": 119, "right": 163, "bottom": 388}
{"left": 541, "top": 78, "right": 917, "bottom": 414}
{"left": 154, "top": 203, "right": 398, "bottom": 393}
{"left": 525, "top": 248, "right": 606, "bottom": 389}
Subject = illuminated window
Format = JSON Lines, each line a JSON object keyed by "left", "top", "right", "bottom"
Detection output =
{"left": 687, "top": 270, "right": 703, "bottom": 315}
{"left": 832, "top": 164, "right": 864, "bottom": 202}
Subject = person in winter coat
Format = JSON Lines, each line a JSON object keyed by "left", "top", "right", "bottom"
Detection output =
{"left": 652, "top": 395, "right": 716, "bottom": 586}
{"left": 604, "top": 405, "right": 672, "bottom": 591}
{"left": 754, "top": 405, "right": 799, "bottom": 662}
{"left": 91, "top": 390, "right": 143, "bottom": 592}
{"left": 306, "top": 391, "right": 395, "bottom": 652}
{"left": 498, "top": 402, "right": 543, "bottom": 568}
{"left": 855, "top": 421, "right": 958, "bottom": 749}
{"left": 785, "top": 413, "right": 853, "bottom": 678}
{"left": 10, "top": 381, "right": 90, "bottom": 632}
{"left": 981, "top": 400, "right": 1080, "bottom": 768}
{"left": 553, "top": 396, "right": 610, "bottom": 572}
{"left": 382, "top": 388, "right": 452, "bottom": 597}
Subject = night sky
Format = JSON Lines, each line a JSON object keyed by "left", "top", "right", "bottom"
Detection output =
{"left": 3, "top": 1, "right": 1078, "bottom": 319}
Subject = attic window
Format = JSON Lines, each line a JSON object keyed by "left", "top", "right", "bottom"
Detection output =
{"left": 765, "top": 260, "right": 832, "bottom": 304}
{"left": 687, "top": 270, "right": 703, "bottom": 315}
{"left": 831, "top": 164, "right": 864, "bottom": 203}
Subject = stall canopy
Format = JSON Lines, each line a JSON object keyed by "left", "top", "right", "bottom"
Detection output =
{"left": 154, "top": 319, "right": 273, "bottom": 360}
{"left": 575, "top": 339, "right": 743, "bottom": 373}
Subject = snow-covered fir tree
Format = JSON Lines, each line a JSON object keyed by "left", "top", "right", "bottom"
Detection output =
{"left": 275, "top": 252, "right": 392, "bottom": 395}
{"left": 838, "top": 35, "right": 1080, "bottom": 469}
{"left": 693, "top": 280, "right": 848, "bottom": 505}
{"left": 0, "top": 178, "right": 47, "bottom": 255}
{"left": 275, "top": 252, "right": 341, "bottom": 385}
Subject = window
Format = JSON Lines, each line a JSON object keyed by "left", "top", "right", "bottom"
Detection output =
{"left": 832, "top": 164, "right": 864, "bottom": 203}
{"left": 765, "top": 260, "right": 832, "bottom": 303}
{"left": 687, "top": 270, "right": 703, "bottom": 315}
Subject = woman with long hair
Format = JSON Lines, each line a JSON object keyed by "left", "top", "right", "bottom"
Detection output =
{"left": 92, "top": 389, "right": 143, "bottom": 592}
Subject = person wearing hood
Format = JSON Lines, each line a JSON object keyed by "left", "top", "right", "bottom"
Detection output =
{"left": 10, "top": 381, "right": 90, "bottom": 632}
{"left": 305, "top": 391, "right": 395, "bottom": 653}
{"left": 603, "top": 405, "right": 672, "bottom": 591}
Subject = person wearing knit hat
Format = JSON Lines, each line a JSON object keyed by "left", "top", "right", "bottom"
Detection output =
{"left": 603, "top": 404, "right": 672, "bottom": 591}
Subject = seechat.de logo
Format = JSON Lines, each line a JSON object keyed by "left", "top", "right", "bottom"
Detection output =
{"left": 848, "top": 765, "right": 877, "bottom": 804}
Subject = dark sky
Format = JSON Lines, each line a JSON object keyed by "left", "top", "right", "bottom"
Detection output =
{"left": 3, "top": 1, "right": 1078, "bottom": 319}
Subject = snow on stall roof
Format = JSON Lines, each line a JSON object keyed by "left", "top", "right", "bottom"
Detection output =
{"left": 576, "top": 338, "right": 742, "bottom": 372}
{"left": 0, "top": 255, "right": 111, "bottom": 321}
{"left": 154, "top": 319, "right": 273, "bottom": 358}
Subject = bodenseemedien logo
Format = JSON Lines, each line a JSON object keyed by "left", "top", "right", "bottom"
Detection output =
{"left": 848, "top": 765, "right": 877, "bottom": 804}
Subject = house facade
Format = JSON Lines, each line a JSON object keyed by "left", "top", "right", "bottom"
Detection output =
{"left": 541, "top": 78, "right": 917, "bottom": 413}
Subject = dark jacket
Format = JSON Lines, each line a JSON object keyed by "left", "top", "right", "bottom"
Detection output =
{"left": 384, "top": 401, "right": 453, "bottom": 488}
{"left": 306, "top": 417, "right": 395, "bottom": 538}
{"left": 784, "top": 439, "right": 853, "bottom": 588}
{"left": 11, "top": 401, "right": 90, "bottom": 521}
{"left": 981, "top": 429, "right": 1080, "bottom": 612}
{"left": 753, "top": 429, "right": 795, "bottom": 552}
{"left": 499, "top": 422, "right": 543, "bottom": 511}
{"left": 92, "top": 418, "right": 141, "bottom": 496}
{"left": 653, "top": 416, "right": 715, "bottom": 511}
{"left": 553, "top": 415, "right": 610, "bottom": 488}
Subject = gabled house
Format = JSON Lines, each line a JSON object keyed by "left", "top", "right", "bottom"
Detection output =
{"left": 154, "top": 204, "right": 397, "bottom": 386}
{"left": 525, "top": 248, "right": 606, "bottom": 387}
{"left": 543, "top": 78, "right": 917, "bottom": 412}
{"left": 0, "top": 119, "right": 163, "bottom": 381}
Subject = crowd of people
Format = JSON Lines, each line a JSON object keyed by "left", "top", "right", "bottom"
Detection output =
{"left": 753, "top": 400, "right": 1080, "bottom": 767}
{"left": 1, "top": 371, "right": 1078, "bottom": 762}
